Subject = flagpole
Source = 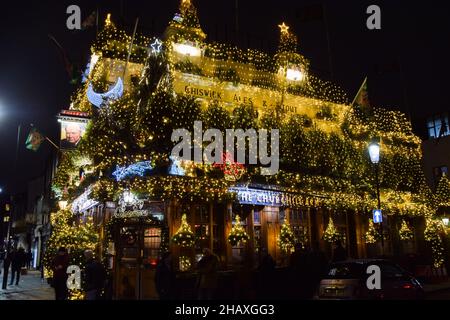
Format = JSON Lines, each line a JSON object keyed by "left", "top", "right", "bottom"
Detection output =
{"left": 45, "top": 137, "right": 60, "bottom": 151}
{"left": 14, "top": 124, "right": 21, "bottom": 174}
{"left": 351, "top": 76, "right": 367, "bottom": 106}
{"left": 123, "top": 17, "right": 139, "bottom": 84}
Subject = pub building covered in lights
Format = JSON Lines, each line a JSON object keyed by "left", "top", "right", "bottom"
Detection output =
{"left": 54, "top": 1, "right": 432, "bottom": 299}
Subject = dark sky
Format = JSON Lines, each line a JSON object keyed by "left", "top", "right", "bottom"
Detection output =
{"left": 0, "top": 0, "right": 449, "bottom": 194}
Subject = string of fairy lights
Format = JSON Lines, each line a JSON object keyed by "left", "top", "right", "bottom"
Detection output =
{"left": 48, "top": 0, "right": 450, "bottom": 270}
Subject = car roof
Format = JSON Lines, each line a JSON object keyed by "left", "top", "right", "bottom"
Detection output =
{"left": 330, "top": 259, "right": 391, "bottom": 265}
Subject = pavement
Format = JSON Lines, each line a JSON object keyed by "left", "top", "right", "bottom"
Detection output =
{"left": 0, "top": 269, "right": 54, "bottom": 300}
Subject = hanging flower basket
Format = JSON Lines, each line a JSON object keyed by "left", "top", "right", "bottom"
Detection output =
{"left": 172, "top": 214, "right": 195, "bottom": 248}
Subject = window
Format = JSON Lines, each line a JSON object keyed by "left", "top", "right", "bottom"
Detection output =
{"left": 433, "top": 166, "right": 448, "bottom": 185}
{"left": 427, "top": 113, "right": 450, "bottom": 139}
{"left": 194, "top": 205, "right": 210, "bottom": 251}
{"left": 290, "top": 209, "right": 309, "bottom": 246}
{"left": 143, "top": 228, "right": 161, "bottom": 268}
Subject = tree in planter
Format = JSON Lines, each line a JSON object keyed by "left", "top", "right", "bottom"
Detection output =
{"left": 424, "top": 217, "right": 446, "bottom": 268}
{"left": 399, "top": 220, "right": 414, "bottom": 241}
{"left": 43, "top": 209, "right": 99, "bottom": 299}
{"left": 228, "top": 215, "right": 249, "bottom": 246}
{"left": 365, "top": 219, "right": 382, "bottom": 244}
{"left": 278, "top": 221, "right": 296, "bottom": 254}
{"left": 323, "top": 216, "right": 342, "bottom": 243}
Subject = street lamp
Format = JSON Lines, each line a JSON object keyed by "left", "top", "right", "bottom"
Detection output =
{"left": 369, "top": 141, "right": 384, "bottom": 253}
{"left": 442, "top": 218, "right": 449, "bottom": 227}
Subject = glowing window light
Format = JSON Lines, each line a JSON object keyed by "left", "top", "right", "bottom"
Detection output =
{"left": 173, "top": 42, "right": 202, "bottom": 57}
{"left": 286, "top": 68, "right": 304, "bottom": 81}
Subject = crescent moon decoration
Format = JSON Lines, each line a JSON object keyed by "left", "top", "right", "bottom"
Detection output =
{"left": 87, "top": 77, "right": 124, "bottom": 108}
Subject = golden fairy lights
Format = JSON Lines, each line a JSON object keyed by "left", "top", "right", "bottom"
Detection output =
{"left": 228, "top": 215, "right": 249, "bottom": 246}
{"left": 278, "top": 221, "right": 296, "bottom": 253}
{"left": 364, "top": 219, "right": 382, "bottom": 244}
{"left": 172, "top": 214, "right": 195, "bottom": 247}
{"left": 322, "top": 216, "right": 342, "bottom": 243}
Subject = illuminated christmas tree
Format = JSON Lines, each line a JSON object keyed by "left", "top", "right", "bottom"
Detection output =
{"left": 322, "top": 216, "right": 342, "bottom": 243}
{"left": 168, "top": 0, "right": 206, "bottom": 42}
{"left": 435, "top": 174, "right": 450, "bottom": 210}
{"left": 43, "top": 209, "right": 99, "bottom": 299}
{"left": 364, "top": 219, "right": 382, "bottom": 244}
{"left": 228, "top": 215, "right": 249, "bottom": 246}
{"left": 278, "top": 221, "right": 296, "bottom": 253}
{"left": 172, "top": 214, "right": 195, "bottom": 247}
{"left": 399, "top": 220, "right": 414, "bottom": 241}
{"left": 424, "top": 217, "right": 446, "bottom": 268}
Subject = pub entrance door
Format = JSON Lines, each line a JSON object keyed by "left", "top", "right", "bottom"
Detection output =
{"left": 113, "top": 218, "right": 164, "bottom": 300}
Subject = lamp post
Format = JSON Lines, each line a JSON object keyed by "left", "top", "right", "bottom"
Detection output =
{"left": 369, "top": 141, "right": 384, "bottom": 254}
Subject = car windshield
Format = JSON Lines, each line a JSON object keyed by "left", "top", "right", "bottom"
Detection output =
{"left": 326, "top": 261, "right": 407, "bottom": 280}
{"left": 326, "top": 263, "right": 365, "bottom": 279}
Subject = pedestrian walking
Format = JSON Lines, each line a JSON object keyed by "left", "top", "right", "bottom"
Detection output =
{"left": 10, "top": 247, "right": 25, "bottom": 286}
{"left": 197, "top": 248, "right": 219, "bottom": 300}
{"left": 83, "top": 249, "right": 107, "bottom": 300}
{"left": 332, "top": 240, "right": 347, "bottom": 262}
{"left": 2, "top": 250, "right": 12, "bottom": 290}
{"left": 257, "top": 248, "right": 276, "bottom": 299}
{"left": 155, "top": 252, "right": 175, "bottom": 300}
{"left": 51, "top": 247, "right": 69, "bottom": 300}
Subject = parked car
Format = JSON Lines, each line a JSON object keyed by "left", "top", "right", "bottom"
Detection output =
{"left": 315, "top": 259, "right": 425, "bottom": 300}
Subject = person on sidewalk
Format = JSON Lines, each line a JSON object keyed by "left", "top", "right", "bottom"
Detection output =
{"left": 51, "top": 247, "right": 69, "bottom": 300}
{"left": 155, "top": 252, "right": 175, "bottom": 300}
{"left": 10, "top": 247, "right": 25, "bottom": 286}
{"left": 83, "top": 250, "right": 107, "bottom": 300}
{"left": 2, "top": 250, "right": 12, "bottom": 290}
{"left": 197, "top": 248, "right": 219, "bottom": 300}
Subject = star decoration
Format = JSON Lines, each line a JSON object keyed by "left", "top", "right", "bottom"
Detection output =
{"left": 278, "top": 22, "right": 289, "bottom": 34}
{"left": 150, "top": 38, "right": 163, "bottom": 54}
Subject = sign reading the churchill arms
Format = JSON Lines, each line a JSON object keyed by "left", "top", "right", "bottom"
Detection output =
{"left": 228, "top": 187, "right": 324, "bottom": 208}
{"left": 172, "top": 71, "right": 349, "bottom": 133}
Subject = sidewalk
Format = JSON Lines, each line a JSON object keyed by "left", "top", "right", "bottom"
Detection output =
{"left": 0, "top": 270, "right": 54, "bottom": 300}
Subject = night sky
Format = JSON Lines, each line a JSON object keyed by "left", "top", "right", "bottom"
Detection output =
{"left": 0, "top": 0, "right": 449, "bottom": 194}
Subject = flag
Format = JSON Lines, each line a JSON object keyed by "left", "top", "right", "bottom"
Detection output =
{"left": 81, "top": 11, "right": 97, "bottom": 30}
{"left": 296, "top": 4, "right": 324, "bottom": 22}
{"left": 352, "top": 77, "right": 371, "bottom": 112}
{"left": 25, "top": 128, "right": 45, "bottom": 152}
{"left": 48, "top": 34, "right": 81, "bottom": 85}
